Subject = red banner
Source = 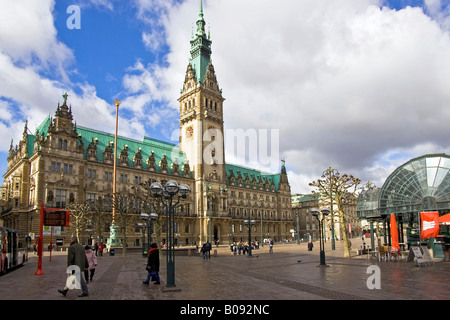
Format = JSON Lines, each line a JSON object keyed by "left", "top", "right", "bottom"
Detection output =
{"left": 420, "top": 212, "right": 439, "bottom": 239}
{"left": 390, "top": 214, "right": 399, "bottom": 252}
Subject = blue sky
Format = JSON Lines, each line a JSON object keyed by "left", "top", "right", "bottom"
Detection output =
{"left": 1, "top": 0, "right": 450, "bottom": 194}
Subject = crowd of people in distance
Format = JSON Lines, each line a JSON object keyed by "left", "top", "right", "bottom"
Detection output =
{"left": 229, "top": 239, "right": 274, "bottom": 255}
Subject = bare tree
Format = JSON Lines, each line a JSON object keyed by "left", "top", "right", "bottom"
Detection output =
{"left": 136, "top": 180, "right": 165, "bottom": 250}
{"left": 66, "top": 202, "right": 91, "bottom": 242}
{"left": 87, "top": 196, "right": 112, "bottom": 245}
{"left": 110, "top": 190, "right": 140, "bottom": 256}
{"left": 309, "top": 167, "right": 361, "bottom": 258}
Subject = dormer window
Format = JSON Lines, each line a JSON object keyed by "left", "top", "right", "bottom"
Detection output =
{"left": 58, "top": 139, "right": 68, "bottom": 150}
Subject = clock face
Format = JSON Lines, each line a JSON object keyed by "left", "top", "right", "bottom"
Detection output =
{"left": 186, "top": 126, "right": 193, "bottom": 139}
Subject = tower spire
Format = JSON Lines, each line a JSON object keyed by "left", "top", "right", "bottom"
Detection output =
{"left": 196, "top": 0, "right": 206, "bottom": 36}
{"left": 190, "top": 0, "right": 212, "bottom": 83}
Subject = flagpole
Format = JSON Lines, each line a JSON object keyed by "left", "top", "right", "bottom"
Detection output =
{"left": 108, "top": 100, "right": 121, "bottom": 249}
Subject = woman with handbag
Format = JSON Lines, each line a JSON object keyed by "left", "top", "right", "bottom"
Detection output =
{"left": 143, "top": 243, "right": 160, "bottom": 285}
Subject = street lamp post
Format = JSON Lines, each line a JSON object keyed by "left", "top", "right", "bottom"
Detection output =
{"left": 294, "top": 204, "right": 301, "bottom": 244}
{"left": 149, "top": 180, "right": 190, "bottom": 288}
{"left": 311, "top": 207, "right": 330, "bottom": 266}
{"left": 244, "top": 219, "right": 256, "bottom": 256}
{"left": 257, "top": 196, "right": 264, "bottom": 247}
{"left": 108, "top": 99, "right": 121, "bottom": 248}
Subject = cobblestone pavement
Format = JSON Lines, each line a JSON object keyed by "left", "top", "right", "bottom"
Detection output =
{"left": 1, "top": 238, "right": 449, "bottom": 306}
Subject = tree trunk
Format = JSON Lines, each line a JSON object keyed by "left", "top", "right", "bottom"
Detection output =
{"left": 338, "top": 209, "right": 351, "bottom": 258}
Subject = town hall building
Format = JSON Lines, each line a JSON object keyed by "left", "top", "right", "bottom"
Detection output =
{"left": 0, "top": 1, "right": 293, "bottom": 248}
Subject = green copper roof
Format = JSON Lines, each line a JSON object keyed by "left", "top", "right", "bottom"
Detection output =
{"left": 225, "top": 163, "right": 281, "bottom": 192}
{"left": 76, "top": 126, "right": 188, "bottom": 175}
{"left": 189, "top": 0, "right": 212, "bottom": 83}
{"left": 28, "top": 116, "right": 190, "bottom": 176}
{"left": 291, "top": 193, "right": 320, "bottom": 204}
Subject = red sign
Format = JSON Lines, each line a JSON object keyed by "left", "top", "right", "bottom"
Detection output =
{"left": 420, "top": 212, "right": 439, "bottom": 239}
{"left": 43, "top": 209, "right": 70, "bottom": 227}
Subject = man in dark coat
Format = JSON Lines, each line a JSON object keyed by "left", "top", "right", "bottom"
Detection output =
{"left": 58, "top": 236, "right": 89, "bottom": 297}
{"left": 143, "top": 243, "right": 160, "bottom": 285}
{"left": 202, "top": 241, "right": 212, "bottom": 259}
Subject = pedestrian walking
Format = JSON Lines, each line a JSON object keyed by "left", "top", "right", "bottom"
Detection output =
{"left": 202, "top": 241, "right": 211, "bottom": 259}
{"left": 58, "top": 236, "right": 89, "bottom": 298}
{"left": 308, "top": 241, "right": 313, "bottom": 251}
{"left": 143, "top": 243, "right": 160, "bottom": 285}
{"left": 84, "top": 245, "right": 97, "bottom": 282}
{"left": 98, "top": 242, "right": 104, "bottom": 256}
{"left": 269, "top": 239, "right": 273, "bottom": 253}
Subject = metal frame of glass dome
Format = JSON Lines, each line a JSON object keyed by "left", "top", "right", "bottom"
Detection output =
{"left": 379, "top": 154, "right": 450, "bottom": 215}
{"left": 357, "top": 154, "right": 450, "bottom": 250}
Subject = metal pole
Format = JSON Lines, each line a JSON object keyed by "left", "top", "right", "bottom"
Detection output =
{"left": 35, "top": 203, "right": 44, "bottom": 275}
{"left": 147, "top": 220, "right": 150, "bottom": 251}
{"left": 166, "top": 196, "right": 175, "bottom": 287}
{"left": 319, "top": 218, "right": 326, "bottom": 265}
{"left": 209, "top": 196, "right": 212, "bottom": 244}
{"left": 248, "top": 224, "right": 252, "bottom": 256}
{"left": 260, "top": 205, "right": 264, "bottom": 247}
{"left": 330, "top": 191, "right": 335, "bottom": 250}
{"left": 112, "top": 100, "right": 119, "bottom": 224}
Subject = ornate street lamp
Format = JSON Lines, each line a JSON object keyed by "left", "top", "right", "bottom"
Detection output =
{"left": 244, "top": 219, "right": 256, "bottom": 256}
{"left": 150, "top": 180, "right": 190, "bottom": 288}
{"left": 311, "top": 207, "right": 330, "bottom": 266}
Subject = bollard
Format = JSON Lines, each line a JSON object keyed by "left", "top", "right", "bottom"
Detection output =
{"left": 214, "top": 249, "right": 217, "bottom": 257}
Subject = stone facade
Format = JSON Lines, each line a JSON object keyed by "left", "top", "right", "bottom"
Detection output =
{"left": 0, "top": 2, "right": 294, "bottom": 248}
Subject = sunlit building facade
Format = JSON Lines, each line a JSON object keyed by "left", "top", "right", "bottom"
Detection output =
{"left": 0, "top": 2, "right": 293, "bottom": 247}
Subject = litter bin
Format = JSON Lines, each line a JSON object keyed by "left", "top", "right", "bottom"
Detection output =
{"left": 110, "top": 248, "right": 115, "bottom": 256}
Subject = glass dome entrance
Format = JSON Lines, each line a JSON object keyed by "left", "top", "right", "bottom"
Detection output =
{"left": 378, "top": 154, "right": 450, "bottom": 215}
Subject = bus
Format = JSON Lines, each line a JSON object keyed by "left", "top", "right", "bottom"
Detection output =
{"left": 0, "top": 227, "right": 30, "bottom": 274}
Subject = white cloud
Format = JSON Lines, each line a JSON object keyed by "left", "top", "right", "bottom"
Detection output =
{"left": 424, "top": 0, "right": 450, "bottom": 30}
{"left": 0, "top": 0, "right": 141, "bottom": 153}
{"left": 151, "top": 0, "right": 450, "bottom": 193}
{"left": 2, "top": 0, "right": 450, "bottom": 197}
{"left": 0, "top": 0, "right": 74, "bottom": 81}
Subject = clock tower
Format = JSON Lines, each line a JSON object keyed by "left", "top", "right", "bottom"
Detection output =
{"left": 178, "top": 0, "right": 226, "bottom": 242}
